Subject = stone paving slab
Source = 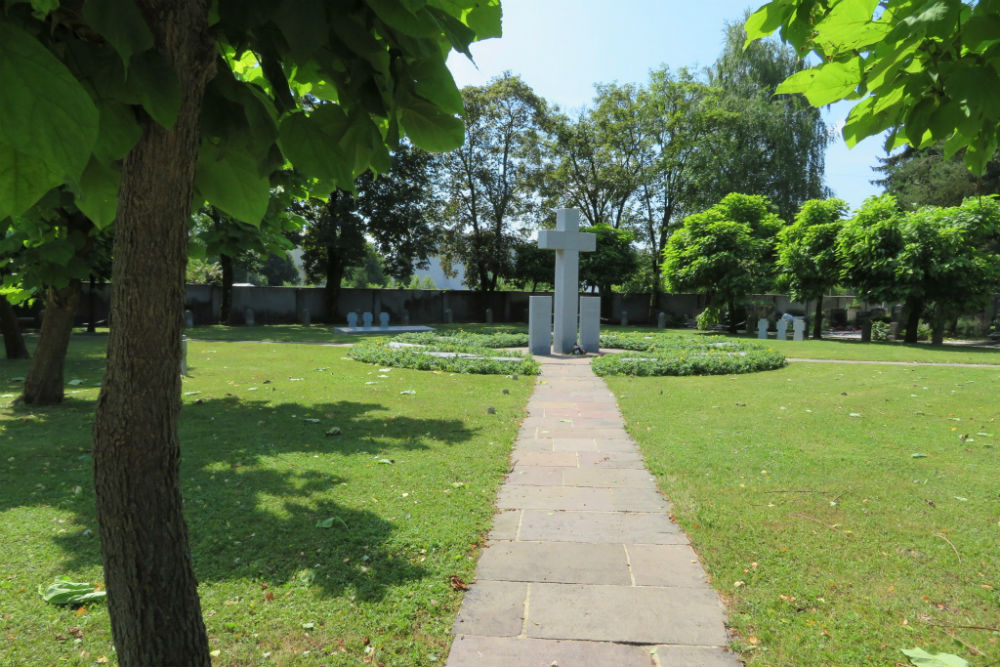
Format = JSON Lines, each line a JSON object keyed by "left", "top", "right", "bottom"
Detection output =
{"left": 448, "top": 636, "right": 656, "bottom": 667}
{"left": 525, "top": 583, "right": 730, "bottom": 645}
{"left": 475, "top": 542, "right": 631, "bottom": 585}
{"left": 517, "top": 509, "right": 689, "bottom": 545}
{"left": 452, "top": 581, "right": 526, "bottom": 637}
{"left": 627, "top": 544, "right": 713, "bottom": 588}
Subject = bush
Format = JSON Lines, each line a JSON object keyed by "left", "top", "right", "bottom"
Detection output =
{"left": 870, "top": 320, "right": 890, "bottom": 341}
{"left": 696, "top": 306, "right": 723, "bottom": 330}
{"left": 349, "top": 339, "right": 540, "bottom": 375}
{"left": 592, "top": 337, "right": 786, "bottom": 376}
{"left": 393, "top": 329, "right": 529, "bottom": 348}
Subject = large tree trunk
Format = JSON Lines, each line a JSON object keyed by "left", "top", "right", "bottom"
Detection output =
{"left": 812, "top": 296, "right": 824, "bottom": 340}
{"left": 87, "top": 275, "right": 98, "bottom": 333}
{"left": 219, "top": 252, "right": 234, "bottom": 323}
{"left": 21, "top": 282, "right": 82, "bottom": 405}
{"left": 324, "top": 246, "right": 345, "bottom": 323}
{"left": 0, "top": 293, "right": 30, "bottom": 360}
{"left": 92, "top": 2, "right": 214, "bottom": 665}
{"left": 903, "top": 297, "right": 924, "bottom": 343}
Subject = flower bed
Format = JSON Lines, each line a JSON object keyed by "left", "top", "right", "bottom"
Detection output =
{"left": 393, "top": 329, "right": 530, "bottom": 348}
{"left": 592, "top": 337, "right": 786, "bottom": 376}
{"left": 349, "top": 338, "right": 540, "bottom": 375}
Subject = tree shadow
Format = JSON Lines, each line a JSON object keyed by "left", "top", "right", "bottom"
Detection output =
{"left": 5, "top": 394, "right": 480, "bottom": 602}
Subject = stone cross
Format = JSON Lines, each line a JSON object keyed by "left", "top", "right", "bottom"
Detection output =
{"left": 537, "top": 209, "right": 596, "bottom": 354}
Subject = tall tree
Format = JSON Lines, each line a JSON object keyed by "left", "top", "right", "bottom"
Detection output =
{"left": 441, "top": 73, "right": 549, "bottom": 300}
{"left": 699, "top": 19, "right": 829, "bottom": 221}
{"left": 775, "top": 198, "right": 848, "bottom": 338}
{"left": 873, "top": 143, "right": 1000, "bottom": 210}
{"left": 663, "top": 193, "right": 783, "bottom": 332}
{"left": 746, "top": 0, "right": 1000, "bottom": 174}
{"left": 580, "top": 224, "right": 638, "bottom": 318}
{"left": 0, "top": 2, "right": 500, "bottom": 664}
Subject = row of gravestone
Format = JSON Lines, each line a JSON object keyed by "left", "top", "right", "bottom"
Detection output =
{"left": 347, "top": 312, "right": 391, "bottom": 328}
{"left": 758, "top": 315, "right": 807, "bottom": 341}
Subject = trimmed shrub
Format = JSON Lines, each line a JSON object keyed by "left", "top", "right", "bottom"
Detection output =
{"left": 393, "top": 329, "right": 530, "bottom": 348}
{"left": 592, "top": 337, "right": 786, "bottom": 376}
{"left": 349, "top": 339, "right": 540, "bottom": 375}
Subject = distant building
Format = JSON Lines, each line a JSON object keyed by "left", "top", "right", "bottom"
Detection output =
{"left": 412, "top": 256, "right": 466, "bottom": 290}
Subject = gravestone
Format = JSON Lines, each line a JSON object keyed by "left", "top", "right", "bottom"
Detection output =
{"left": 362, "top": 312, "right": 373, "bottom": 328}
{"left": 536, "top": 208, "right": 596, "bottom": 354}
{"left": 301, "top": 308, "right": 310, "bottom": 326}
{"left": 379, "top": 312, "right": 389, "bottom": 328}
{"left": 184, "top": 309, "right": 194, "bottom": 328}
{"left": 244, "top": 308, "right": 255, "bottom": 326}
{"left": 402, "top": 309, "right": 410, "bottom": 325}
{"left": 657, "top": 312, "right": 666, "bottom": 329}
{"left": 792, "top": 318, "right": 806, "bottom": 341}
{"left": 347, "top": 312, "right": 358, "bottom": 328}
{"left": 579, "top": 296, "right": 601, "bottom": 353}
{"left": 776, "top": 316, "right": 789, "bottom": 341}
{"left": 528, "top": 296, "right": 552, "bottom": 355}
{"left": 444, "top": 308, "right": 453, "bottom": 324}
{"left": 620, "top": 311, "right": 628, "bottom": 327}
{"left": 485, "top": 308, "right": 493, "bottom": 324}
{"left": 757, "top": 318, "right": 769, "bottom": 339}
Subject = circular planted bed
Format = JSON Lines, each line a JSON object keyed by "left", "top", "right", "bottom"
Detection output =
{"left": 592, "top": 336, "right": 785, "bottom": 376}
{"left": 349, "top": 337, "right": 539, "bottom": 375}
{"left": 392, "top": 329, "right": 530, "bottom": 348}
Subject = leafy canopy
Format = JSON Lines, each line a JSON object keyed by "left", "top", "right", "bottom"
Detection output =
{"left": 745, "top": 0, "right": 1000, "bottom": 174}
{"left": 0, "top": 0, "right": 501, "bottom": 224}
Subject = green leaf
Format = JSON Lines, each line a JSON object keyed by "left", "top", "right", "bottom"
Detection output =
{"left": 82, "top": 0, "right": 154, "bottom": 68}
{"left": 776, "top": 60, "right": 862, "bottom": 106}
{"left": 195, "top": 144, "right": 271, "bottom": 223}
{"left": 30, "top": 0, "right": 59, "bottom": 18}
{"left": 38, "top": 578, "right": 107, "bottom": 606}
{"left": 126, "top": 50, "right": 181, "bottom": 130}
{"left": 0, "top": 23, "right": 99, "bottom": 216}
{"left": 459, "top": 0, "right": 502, "bottom": 39}
{"left": 367, "top": 0, "right": 440, "bottom": 38}
{"left": 75, "top": 158, "right": 120, "bottom": 228}
{"left": 744, "top": 0, "right": 794, "bottom": 45}
{"left": 408, "top": 58, "right": 464, "bottom": 115}
{"left": 398, "top": 97, "right": 465, "bottom": 152}
{"left": 278, "top": 105, "right": 354, "bottom": 188}
{"left": 93, "top": 100, "right": 142, "bottom": 165}
{"left": 900, "top": 647, "right": 969, "bottom": 667}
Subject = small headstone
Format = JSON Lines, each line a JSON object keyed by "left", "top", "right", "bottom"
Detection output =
{"left": 244, "top": 308, "right": 255, "bottom": 326}
{"left": 402, "top": 309, "right": 410, "bottom": 325}
{"left": 792, "top": 318, "right": 806, "bottom": 341}
{"left": 184, "top": 309, "right": 194, "bottom": 328}
{"left": 444, "top": 308, "right": 453, "bottom": 324}
{"left": 362, "top": 312, "right": 373, "bottom": 328}
{"left": 776, "top": 316, "right": 789, "bottom": 341}
{"left": 620, "top": 311, "right": 628, "bottom": 327}
{"left": 485, "top": 308, "right": 493, "bottom": 324}
{"left": 657, "top": 312, "right": 666, "bottom": 329}
{"left": 889, "top": 321, "right": 900, "bottom": 340}
{"left": 301, "top": 308, "right": 311, "bottom": 327}
{"left": 579, "top": 296, "right": 600, "bottom": 353}
{"left": 379, "top": 312, "right": 389, "bottom": 328}
{"left": 528, "top": 296, "right": 552, "bottom": 356}
{"left": 347, "top": 312, "right": 358, "bottom": 328}
{"left": 757, "top": 318, "right": 769, "bottom": 339}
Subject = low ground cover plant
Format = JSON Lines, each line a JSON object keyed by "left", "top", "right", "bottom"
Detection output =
{"left": 593, "top": 336, "right": 786, "bottom": 376}
{"left": 393, "top": 329, "right": 529, "bottom": 348}
{"left": 0, "top": 335, "right": 532, "bottom": 666}
{"left": 350, "top": 339, "right": 539, "bottom": 376}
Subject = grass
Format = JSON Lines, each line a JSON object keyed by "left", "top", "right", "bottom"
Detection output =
{"left": 184, "top": 323, "right": 531, "bottom": 346}
{"left": 0, "top": 334, "right": 533, "bottom": 666}
{"left": 606, "top": 362, "right": 1000, "bottom": 666}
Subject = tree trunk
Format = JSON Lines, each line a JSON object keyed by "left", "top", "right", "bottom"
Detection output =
{"left": 92, "top": 2, "right": 214, "bottom": 665}
{"left": 903, "top": 298, "right": 923, "bottom": 343}
{"left": 0, "top": 293, "right": 30, "bottom": 360}
{"left": 324, "top": 246, "right": 344, "bottom": 323}
{"left": 87, "top": 275, "right": 98, "bottom": 333}
{"left": 219, "top": 253, "right": 233, "bottom": 324}
{"left": 812, "top": 296, "right": 824, "bottom": 340}
{"left": 727, "top": 296, "right": 738, "bottom": 334}
{"left": 21, "top": 282, "right": 82, "bottom": 405}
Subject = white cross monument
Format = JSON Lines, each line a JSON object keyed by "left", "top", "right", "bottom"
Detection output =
{"left": 537, "top": 208, "right": 596, "bottom": 354}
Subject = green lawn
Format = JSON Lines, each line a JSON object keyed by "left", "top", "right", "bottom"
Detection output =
{"left": 606, "top": 361, "right": 1000, "bottom": 666}
{"left": 0, "top": 334, "right": 533, "bottom": 666}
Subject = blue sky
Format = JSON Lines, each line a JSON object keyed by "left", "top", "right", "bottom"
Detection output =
{"left": 446, "top": 0, "right": 886, "bottom": 212}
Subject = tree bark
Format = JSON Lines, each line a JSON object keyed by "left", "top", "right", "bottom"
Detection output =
{"left": 21, "top": 281, "right": 82, "bottom": 405}
{"left": 903, "top": 297, "right": 923, "bottom": 343}
{"left": 812, "top": 296, "right": 824, "bottom": 340}
{"left": 219, "top": 253, "right": 233, "bottom": 323}
{"left": 87, "top": 275, "right": 98, "bottom": 333}
{"left": 324, "top": 246, "right": 344, "bottom": 323}
{"left": 0, "top": 293, "right": 30, "bottom": 360}
{"left": 92, "top": 2, "right": 214, "bottom": 665}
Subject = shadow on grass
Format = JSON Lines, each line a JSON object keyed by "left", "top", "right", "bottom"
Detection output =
{"left": 2, "top": 394, "right": 479, "bottom": 602}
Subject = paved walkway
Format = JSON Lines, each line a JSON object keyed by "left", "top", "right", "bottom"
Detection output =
{"left": 447, "top": 354, "right": 740, "bottom": 667}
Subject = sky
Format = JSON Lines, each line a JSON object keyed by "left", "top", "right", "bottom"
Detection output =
{"left": 446, "top": 0, "right": 887, "bottom": 212}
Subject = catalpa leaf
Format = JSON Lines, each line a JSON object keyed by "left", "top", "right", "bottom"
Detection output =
{"left": 75, "top": 157, "right": 120, "bottom": 229}
{"left": 82, "top": 0, "right": 154, "bottom": 69}
{"left": 398, "top": 97, "right": 465, "bottom": 152}
{"left": 0, "top": 23, "right": 99, "bottom": 216}
{"left": 777, "top": 60, "right": 862, "bottom": 107}
{"left": 900, "top": 647, "right": 969, "bottom": 667}
{"left": 195, "top": 143, "right": 270, "bottom": 223}
{"left": 126, "top": 51, "right": 181, "bottom": 130}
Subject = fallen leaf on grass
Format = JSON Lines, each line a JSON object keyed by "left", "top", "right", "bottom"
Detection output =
{"left": 302, "top": 418, "right": 321, "bottom": 423}
{"left": 67, "top": 379, "right": 84, "bottom": 386}
{"left": 912, "top": 453, "right": 928, "bottom": 458}
{"left": 400, "top": 389, "right": 416, "bottom": 395}
{"left": 900, "top": 647, "right": 968, "bottom": 667}
{"left": 449, "top": 575, "right": 469, "bottom": 591}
